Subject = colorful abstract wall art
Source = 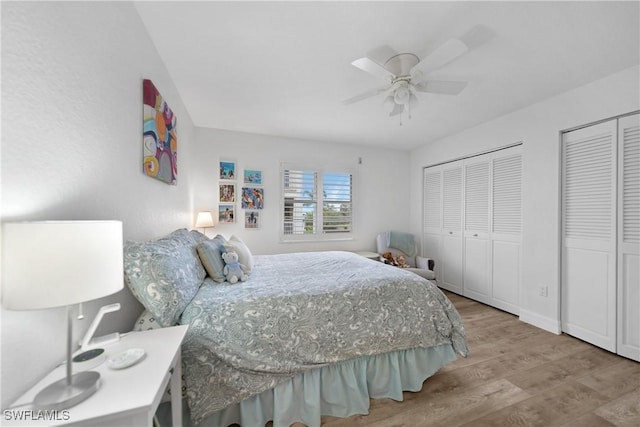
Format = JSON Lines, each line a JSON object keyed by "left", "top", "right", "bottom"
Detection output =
{"left": 143, "top": 79, "right": 177, "bottom": 185}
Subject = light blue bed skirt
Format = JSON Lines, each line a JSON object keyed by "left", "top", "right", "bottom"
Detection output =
{"left": 159, "top": 344, "right": 457, "bottom": 427}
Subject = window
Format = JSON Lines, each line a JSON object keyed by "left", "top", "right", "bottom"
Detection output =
{"left": 281, "top": 165, "right": 354, "bottom": 241}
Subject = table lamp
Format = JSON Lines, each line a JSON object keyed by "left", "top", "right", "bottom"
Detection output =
{"left": 195, "top": 211, "right": 214, "bottom": 234}
{"left": 1, "top": 220, "right": 124, "bottom": 410}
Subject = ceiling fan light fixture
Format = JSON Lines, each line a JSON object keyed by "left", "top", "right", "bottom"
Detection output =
{"left": 383, "top": 94, "right": 396, "bottom": 112}
{"left": 393, "top": 81, "right": 410, "bottom": 105}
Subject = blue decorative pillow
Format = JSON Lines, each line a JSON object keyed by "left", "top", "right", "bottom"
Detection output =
{"left": 189, "top": 229, "right": 209, "bottom": 245}
{"left": 196, "top": 235, "right": 227, "bottom": 283}
{"left": 123, "top": 229, "right": 206, "bottom": 327}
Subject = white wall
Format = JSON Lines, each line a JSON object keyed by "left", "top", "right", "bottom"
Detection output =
{"left": 409, "top": 65, "right": 640, "bottom": 333}
{"left": 3, "top": 0, "right": 635, "bottom": 413}
{"left": 1, "top": 2, "right": 197, "bottom": 408}
{"left": 193, "top": 128, "right": 411, "bottom": 255}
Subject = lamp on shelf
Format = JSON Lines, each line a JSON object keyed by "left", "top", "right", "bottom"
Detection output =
{"left": 194, "top": 211, "right": 215, "bottom": 234}
{"left": 1, "top": 220, "right": 124, "bottom": 410}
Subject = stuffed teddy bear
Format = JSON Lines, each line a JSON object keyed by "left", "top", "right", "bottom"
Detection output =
{"left": 395, "top": 254, "right": 410, "bottom": 268}
{"left": 381, "top": 251, "right": 410, "bottom": 268}
{"left": 221, "top": 251, "right": 248, "bottom": 283}
{"left": 382, "top": 251, "right": 395, "bottom": 264}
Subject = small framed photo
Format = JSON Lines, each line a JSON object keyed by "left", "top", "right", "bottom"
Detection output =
{"left": 219, "top": 183, "right": 235, "bottom": 203}
{"left": 218, "top": 204, "right": 235, "bottom": 223}
{"left": 219, "top": 161, "right": 236, "bottom": 180}
{"left": 241, "top": 187, "right": 264, "bottom": 209}
{"left": 244, "top": 211, "right": 260, "bottom": 229}
{"left": 244, "top": 169, "right": 262, "bottom": 185}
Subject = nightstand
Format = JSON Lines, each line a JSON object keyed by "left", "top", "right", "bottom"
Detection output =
{"left": 354, "top": 251, "right": 380, "bottom": 261}
{"left": 4, "top": 325, "right": 188, "bottom": 427}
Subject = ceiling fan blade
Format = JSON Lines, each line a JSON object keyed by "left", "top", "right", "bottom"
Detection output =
{"left": 412, "top": 38, "right": 469, "bottom": 76}
{"left": 351, "top": 57, "right": 395, "bottom": 81}
{"left": 366, "top": 45, "right": 398, "bottom": 67}
{"left": 459, "top": 24, "right": 495, "bottom": 50}
{"left": 413, "top": 80, "right": 468, "bottom": 95}
{"left": 389, "top": 103, "right": 404, "bottom": 117}
{"left": 342, "top": 87, "right": 388, "bottom": 105}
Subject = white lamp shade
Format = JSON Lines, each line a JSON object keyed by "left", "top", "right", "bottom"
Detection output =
{"left": 2, "top": 221, "right": 124, "bottom": 310}
{"left": 195, "top": 211, "right": 214, "bottom": 228}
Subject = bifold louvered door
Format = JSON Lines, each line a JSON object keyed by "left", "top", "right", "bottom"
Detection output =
{"left": 423, "top": 146, "right": 522, "bottom": 314}
{"left": 562, "top": 113, "right": 639, "bottom": 360}
{"left": 441, "top": 162, "right": 464, "bottom": 293}
{"left": 562, "top": 120, "right": 617, "bottom": 352}
{"left": 463, "top": 154, "right": 492, "bottom": 303}
{"left": 617, "top": 114, "right": 640, "bottom": 361}
{"left": 423, "top": 167, "right": 443, "bottom": 284}
{"left": 463, "top": 147, "right": 522, "bottom": 314}
{"left": 423, "top": 162, "right": 464, "bottom": 293}
{"left": 491, "top": 150, "right": 522, "bottom": 314}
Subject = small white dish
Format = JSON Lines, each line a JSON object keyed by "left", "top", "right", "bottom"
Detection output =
{"left": 107, "top": 348, "right": 146, "bottom": 370}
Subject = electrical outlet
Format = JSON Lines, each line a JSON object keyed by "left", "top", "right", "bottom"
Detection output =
{"left": 538, "top": 286, "right": 548, "bottom": 297}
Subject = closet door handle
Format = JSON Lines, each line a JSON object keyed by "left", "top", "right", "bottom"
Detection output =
{"left": 473, "top": 233, "right": 478, "bottom": 237}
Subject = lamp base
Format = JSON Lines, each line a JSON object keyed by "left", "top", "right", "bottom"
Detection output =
{"left": 33, "top": 371, "right": 100, "bottom": 410}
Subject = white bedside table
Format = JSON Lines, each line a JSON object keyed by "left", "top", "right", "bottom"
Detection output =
{"left": 4, "top": 325, "right": 188, "bottom": 427}
{"left": 354, "top": 251, "right": 380, "bottom": 261}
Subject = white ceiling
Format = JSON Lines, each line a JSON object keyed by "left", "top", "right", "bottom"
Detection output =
{"left": 135, "top": 1, "right": 640, "bottom": 150}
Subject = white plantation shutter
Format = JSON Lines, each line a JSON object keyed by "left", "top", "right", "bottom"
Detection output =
{"left": 622, "top": 123, "right": 640, "bottom": 244}
{"left": 465, "top": 160, "right": 490, "bottom": 232}
{"left": 322, "top": 172, "right": 353, "bottom": 234}
{"left": 493, "top": 154, "right": 522, "bottom": 234}
{"left": 282, "top": 169, "right": 317, "bottom": 235}
{"left": 423, "top": 169, "right": 442, "bottom": 230}
{"left": 564, "top": 130, "right": 614, "bottom": 240}
{"left": 281, "top": 166, "right": 354, "bottom": 240}
{"left": 443, "top": 166, "right": 463, "bottom": 231}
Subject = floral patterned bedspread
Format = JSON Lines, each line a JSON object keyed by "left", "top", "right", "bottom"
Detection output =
{"left": 180, "top": 251, "right": 467, "bottom": 424}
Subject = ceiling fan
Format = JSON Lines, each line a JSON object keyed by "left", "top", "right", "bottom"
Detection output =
{"left": 344, "top": 28, "right": 490, "bottom": 123}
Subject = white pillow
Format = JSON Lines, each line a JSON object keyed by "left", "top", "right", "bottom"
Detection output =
{"left": 223, "top": 235, "right": 253, "bottom": 275}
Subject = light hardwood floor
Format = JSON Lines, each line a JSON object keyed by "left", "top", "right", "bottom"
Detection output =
{"left": 319, "top": 291, "right": 640, "bottom": 427}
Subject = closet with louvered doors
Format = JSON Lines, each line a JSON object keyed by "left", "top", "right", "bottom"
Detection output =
{"left": 422, "top": 145, "right": 522, "bottom": 315}
{"left": 561, "top": 112, "right": 639, "bottom": 361}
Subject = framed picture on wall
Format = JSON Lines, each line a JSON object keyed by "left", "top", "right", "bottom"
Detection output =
{"left": 244, "top": 211, "right": 260, "bottom": 229}
{"left": 219, "top": 184, "right": 235, "bottom": 203}
{"left": 218, "top": 204, "right": 235, "bottom": 223}
{"left": 219, "top": 161, "right": 236, "bottom": 180}
{"left": 241, "top": 187, "right": 264, "bottom": 209}
{"left": 243, "top": 169, "right": 262, "bottom": 185}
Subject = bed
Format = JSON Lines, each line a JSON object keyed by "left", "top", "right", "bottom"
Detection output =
{"left": 124, "top": 229, "right": 468, "bottom": 427}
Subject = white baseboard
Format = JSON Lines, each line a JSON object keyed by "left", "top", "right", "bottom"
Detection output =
{"left": 519, "top": 309, "right": 562, "bottom": 335}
